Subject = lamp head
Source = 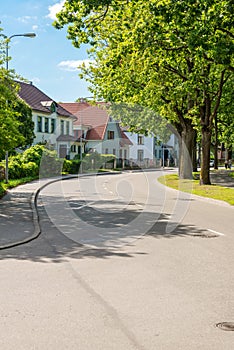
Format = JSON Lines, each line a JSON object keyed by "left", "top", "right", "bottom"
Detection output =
{"left": 23, "top": 33, "right": 36, "bottom": 38}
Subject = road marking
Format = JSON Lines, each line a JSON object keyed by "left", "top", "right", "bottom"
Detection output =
{"left": 207, "top": 229, "right": 225, "bottom": 236}
{"left": 69, "top": 201, "right": 96, "bottom": 210}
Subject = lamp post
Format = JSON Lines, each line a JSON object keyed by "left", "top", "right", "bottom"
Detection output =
{"left": 162, "top": 144, "right": 164, "bottom": 168}
{"left": 4, "top": 32, "right": 36, "bottom": 183}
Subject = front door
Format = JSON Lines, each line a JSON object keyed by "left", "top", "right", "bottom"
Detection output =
{"left": 59, "top": 144, "right": 67, "bottom": 158}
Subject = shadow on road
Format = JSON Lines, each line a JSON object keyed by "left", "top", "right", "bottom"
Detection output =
{"left": 0, "top": 194, "right": 215, "bottom": 263}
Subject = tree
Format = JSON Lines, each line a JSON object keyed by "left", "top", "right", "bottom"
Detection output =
{"left": 216, "top": 76, "right": 234, "bottom": 161}
{"left": 0, "top": 28, "right": 34, "bottom": 158}
{"left": 54, "top": 0, "right": 234, "bottom": 183}
{"left": 12, "top": 98, "right": 35, "bottom": 149}
{"left": 0, "top": 70, "right": 25, "bottom": 159}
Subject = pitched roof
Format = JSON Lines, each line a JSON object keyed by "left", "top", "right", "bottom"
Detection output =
{"left": 60, "top": 102, "right": 109, "bottom": 140}
{"left": 60, "top": 101, "right": 133, "bottom": 146}
{"left": 56, "top": 134, "right": 76, "bottom": 142}
{"left": 120, "top": 129, "right": 133, "bottom": 146}
{"left": 17, "top": 81, "right": 75, "bottom": 118}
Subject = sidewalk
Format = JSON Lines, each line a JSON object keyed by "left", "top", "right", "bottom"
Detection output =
{"left": 0, "top": 179, "right": 52, "bottom": 249}
{"left": 210, "top": 169, "right": 234, "bottom": 188}
{"left": 0, "top": 170, "right": 233, "bottom": 249}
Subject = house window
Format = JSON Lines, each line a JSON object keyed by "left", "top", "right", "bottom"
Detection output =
{"left": 66, "top": 121, "right": 70, "bottom": 135}
{"left": 107, "top": 131, "right": 114, "bottom": 139}
{"left": 37, "top": 116, "right": 42, "bottom": 132}
{"left": 105, "top": 148, "right": 108, "bottom": 154}
{"left": 119, "top": 149, "right": 123, "bottom": 158}
{"left": 44, "top": 117, "right": 49, "bottom": 133}
{"left": 124, "top": 149, "right": 127, "bottom": 159}
{"left": 137, "top": 150, "right": 144, "bottom": 161}
{"left": 60, "top": 120, "right": 65, "bottom": 135}
{"left": 50, "top": 102, "right": 57, "bottom": 113}
{"left": 51, "top": 119, "right": 56, "bottom": 133}
{"left": 71, "top": 145, "right": 76, "bottom": 153}
{"left": 138, "top": 135, "right": 144, "bottom": 145}
{"left": 113, "top": 148, "right": 116, "bottom": 155}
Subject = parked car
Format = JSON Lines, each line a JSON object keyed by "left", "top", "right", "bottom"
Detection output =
{"left": 210, "top": 159, "right": 214, "bottom": 167}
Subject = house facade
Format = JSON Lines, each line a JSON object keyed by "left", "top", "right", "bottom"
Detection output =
{"left": 60, "top": 101, "right": 132, "bottom": 162}
{"left": 17, "top": 81, "right": 76, "bottom": 158}
{"left": 17, "top": 82, "right": 178, "bottom": 167}
{"left": 124, "top": 131, "right": 179, "bottom": 168}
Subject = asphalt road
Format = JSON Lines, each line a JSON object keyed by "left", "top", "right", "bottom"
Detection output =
{"left": 0, "top": 170, "right": 233, "bottom": 349}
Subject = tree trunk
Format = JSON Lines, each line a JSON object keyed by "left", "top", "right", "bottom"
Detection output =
{"left": 178, "top": 125, "right": 194, "bottom": 179}
{"left": 200, "top": 127, "right": 211, "bottom": 185}
{"left": 214, "top": 113, "right": 218, "bottom": 169}
{"left": 192, "top": 130, "right": 197, "bottom": 172}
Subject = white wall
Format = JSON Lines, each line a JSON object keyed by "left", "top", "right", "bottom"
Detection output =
{"left": 125, "top": 132, "right": 155, "bottom": 160}
{"left": 32, "top": 112, "right": 57, "bottom": 146}
{"left": 101, "top": 122, "right": 122, "bottom": 157}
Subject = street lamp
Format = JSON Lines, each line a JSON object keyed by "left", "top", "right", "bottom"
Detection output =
{"left": 4, "top": 32, "right": 36, "bottom": 183}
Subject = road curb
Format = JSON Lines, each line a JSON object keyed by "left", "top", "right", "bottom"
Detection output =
{"left": 0, "top": 172, "right": 121, "bottom": 250}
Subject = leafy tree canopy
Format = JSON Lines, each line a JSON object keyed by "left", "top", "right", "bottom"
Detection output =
{"left": 0, "top": 27, "right": 34, "bottom": 158}
{"left": 0, "top": 71, "right": 25, "bottom": 159}
{"left": 54, "top": 0, "right": 234, "bottom": 182}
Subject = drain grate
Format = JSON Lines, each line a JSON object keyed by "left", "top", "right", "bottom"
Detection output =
{"left": 216, "top": 322, "right": 234, "bottom": 331}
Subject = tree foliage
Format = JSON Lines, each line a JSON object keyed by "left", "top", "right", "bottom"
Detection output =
{"left": 54, "top": 0, "right": 234, "bottom": 182}
{"left": 12, "top": 98, "right": 35, "bottom": 149}
{"left": 0, "top": 71, "right": 25, "bottom": 159}
{"left": 0, "top": 29, "right": 34, "bottom": 159}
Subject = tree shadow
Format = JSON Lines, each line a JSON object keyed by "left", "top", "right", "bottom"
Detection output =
{"left": 0, "top": 193, "right": 216, "bottom": 263}
{"left": 146, "top": 214, "right": 218, "bottom": 238}
{"left": 0, "top": 192, "right": 34, "bottom": 245}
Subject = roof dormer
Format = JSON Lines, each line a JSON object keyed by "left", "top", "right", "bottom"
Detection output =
{"left": 41, "top": 100, "right": 57, "bottom": 113}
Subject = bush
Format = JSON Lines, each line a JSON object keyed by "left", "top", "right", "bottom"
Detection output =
{"left": 39, "top": 150, "right": 63, "bottom": 177}
{"left": 62, "top": 159, "right": 83, "bottom": 174}
{"left": 21, "top": 162, "right": 38, "bottom": 177}
{"left": 84, "top": 153, "right": 116, "bottom": 171}
{"left": 3, "top": 145, "right": 63, "bottom": 180}
{"left": 0, "top": 165, "right": 5, "bottom": 181}
{"left": 8, "top": 156, "right": 24, "bottom": 179}
{"left": 22, "top": 145, "right": 45, "bottom": 166}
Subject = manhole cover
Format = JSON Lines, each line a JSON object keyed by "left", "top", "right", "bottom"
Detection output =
{"left": 216, "top": 322, "right": 234, "bottom": 331}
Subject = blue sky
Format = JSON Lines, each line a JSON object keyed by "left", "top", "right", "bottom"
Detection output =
{"left": 1, "top": 0, "right": 92, "bottom": 102}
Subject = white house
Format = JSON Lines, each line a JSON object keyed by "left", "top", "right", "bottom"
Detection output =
{"left": 17, "top": 82, "right": 178, "bottom": 167}
{"left": 60, "top": 101, "right": 132, "bottom": 162}
{"left": 124, "top": 131, "right": 179, "bottom": 167}
{"left": 17, "top": 81, "right": 76, "bottom": 158}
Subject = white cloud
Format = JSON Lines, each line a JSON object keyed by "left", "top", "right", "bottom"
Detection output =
{"left": 47, "top": 0, "right": 65, "bottom": 20}
{"left": 17, "top": 15, "right": 37, "bottom": 24}
{"left": 32, "top": 25, "right": 38, "bottom": 31}
{"left": 58, "top": 59, "right": 95, "bottom": 71}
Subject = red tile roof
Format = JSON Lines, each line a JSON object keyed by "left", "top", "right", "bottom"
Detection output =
{"left": 17, "top": 81, "right": 75, "bottom": 118}
{"left": 60, "top": 102, "right": 109, "bottom": 140}
{"left": 120, "top": 129, "right": 133, "bottom": 146}
{"left": 60, "top": 102, "right": 133, "bottom": 146}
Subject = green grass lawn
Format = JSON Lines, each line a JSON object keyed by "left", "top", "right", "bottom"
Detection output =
{"left": 158, "top": 173, "right": 234, "bottom": 206}
{"left": 0, "top": 176, "right": 38, "bottom": 198}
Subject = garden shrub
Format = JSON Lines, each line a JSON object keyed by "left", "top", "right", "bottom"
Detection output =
{"left": 39, "top": 149, "right": 63, "bottom": 177}
{"left": 84, "top": 153, "right": 116, "bottom": 171}
{"left": 22, "top": 145, "right": 45, "bottom": 166}
{"left": 62, "top": 159, "right": 83, "bottom": 174}
{"left": 21, "top": 162, "right": 38, "bottom": 177}
{"left": 8, "top": 156, "right": 24, "bottom": 179}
